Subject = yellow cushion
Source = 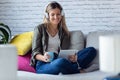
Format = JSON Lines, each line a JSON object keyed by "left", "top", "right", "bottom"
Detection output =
{"left": 10, "top": 31, "right": 33, "bottom": 55}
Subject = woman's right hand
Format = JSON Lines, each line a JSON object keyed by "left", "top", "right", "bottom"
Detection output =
{"left": 35, "top": 52, "right": 50, "bottom": 62}
{"left": 43, "top": 52, "right": 50, "bottom": 62}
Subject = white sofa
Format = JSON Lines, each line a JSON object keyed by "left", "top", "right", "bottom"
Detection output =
{"left": 17, "top": 30, "right": 118, "bottom": 80}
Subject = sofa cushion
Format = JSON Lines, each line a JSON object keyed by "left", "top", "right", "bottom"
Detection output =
{"left": 86, "top": 30, "right": 120, "bottom": 65}
{"left": 69, "top": 30, "right": 85, "bottom": 50}
{"left": 10, "top": 31, "right": 33, "bottom": 55}
{"left": 18, "top": 51, "right": 35, "bottom": 73}
{"left": 17, "top": 70, "right": 115, "bottom": 80}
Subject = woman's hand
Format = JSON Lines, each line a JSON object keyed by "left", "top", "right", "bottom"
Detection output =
{"left": 35, "top": 52, "right": 50, "bottom": 62}
{"left": 43, "top": 52, "right": 51, "bottom": 62}
{"left": 68, "top": 54, "right": 77, "bottom": 62}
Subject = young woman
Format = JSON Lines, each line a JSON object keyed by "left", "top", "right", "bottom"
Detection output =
{"left": 30, "top": 1, "right": 96, "bottom": 75}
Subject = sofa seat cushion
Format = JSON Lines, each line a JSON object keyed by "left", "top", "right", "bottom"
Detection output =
{"left": 17, "top": 70, "right": 115, "bottom": 80}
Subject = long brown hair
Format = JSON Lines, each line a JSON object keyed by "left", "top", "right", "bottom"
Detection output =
{"left": 43, "top": 1, "right": 69, "bottom": 35}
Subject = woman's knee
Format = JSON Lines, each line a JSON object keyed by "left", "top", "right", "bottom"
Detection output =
{"left": 77, "top": 47, "right": 97, "bottom": 57}
{"left": 77, "top": 47, "right": 97, "bottom": 67}
{"left": 86, "top": 47, "right": 95, "bottom": 51}
{"left": 86, "top": 47, "right": 97, "bottom": 56}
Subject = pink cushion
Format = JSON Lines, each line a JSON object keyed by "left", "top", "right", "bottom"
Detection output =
{"left": 18, "top": 52, "right": 35, "bottom": 73}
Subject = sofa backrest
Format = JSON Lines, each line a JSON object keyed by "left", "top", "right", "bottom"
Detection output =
{"left": 86, "top": 30, "right": 120, "bottom": 66}
{"left": 69, "top": 30, "right": 85, "bottom": 51}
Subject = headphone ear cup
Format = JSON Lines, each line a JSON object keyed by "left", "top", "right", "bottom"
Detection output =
{"left": 45, "top": 12, "right": 48, "bottom": 18}
{"left": 61, "top": 10, "right": 65, "bottom": 16}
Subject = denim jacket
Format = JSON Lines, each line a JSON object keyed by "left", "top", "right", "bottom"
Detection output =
{"left": 30, "top": 23, "right": 70, "bottom": 67}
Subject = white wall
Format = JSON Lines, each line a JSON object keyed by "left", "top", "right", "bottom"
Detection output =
{"left": 0, "top": 0, "right": 120, "bottom": 36}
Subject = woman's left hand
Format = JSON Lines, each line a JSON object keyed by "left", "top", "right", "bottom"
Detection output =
{"left": 68, "top": 54, "right": 77, "bottom": 62}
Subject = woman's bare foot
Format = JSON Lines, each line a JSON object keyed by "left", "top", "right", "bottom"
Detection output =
{"left": 80, "top": 69, "right": 86, "bottom": 73}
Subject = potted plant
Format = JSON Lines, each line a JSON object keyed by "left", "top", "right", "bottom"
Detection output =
{"left": 0, "top": 23, "right": 11, "bottom": 44}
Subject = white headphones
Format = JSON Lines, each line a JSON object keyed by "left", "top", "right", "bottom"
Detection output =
{"left": 44, "top": 12, "right": 49, "bottom": 19}
{"left": 45, "top": 10, "right": 64, "bottom": 18}
{"left": 44, "top": 1, "right": 65, "bottom": 19}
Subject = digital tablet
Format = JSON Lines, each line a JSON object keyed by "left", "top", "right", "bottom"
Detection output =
{"left": 59, "top": 49, "right": 78, "bottom": 59}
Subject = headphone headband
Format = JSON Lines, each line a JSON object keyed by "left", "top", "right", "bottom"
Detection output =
{"left": 44, "top": 1, "right": 64, "bottom": 18}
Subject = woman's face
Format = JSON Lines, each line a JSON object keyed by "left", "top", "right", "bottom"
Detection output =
{"left": 48, "top": 8, "right": 62, "bottom": 26}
